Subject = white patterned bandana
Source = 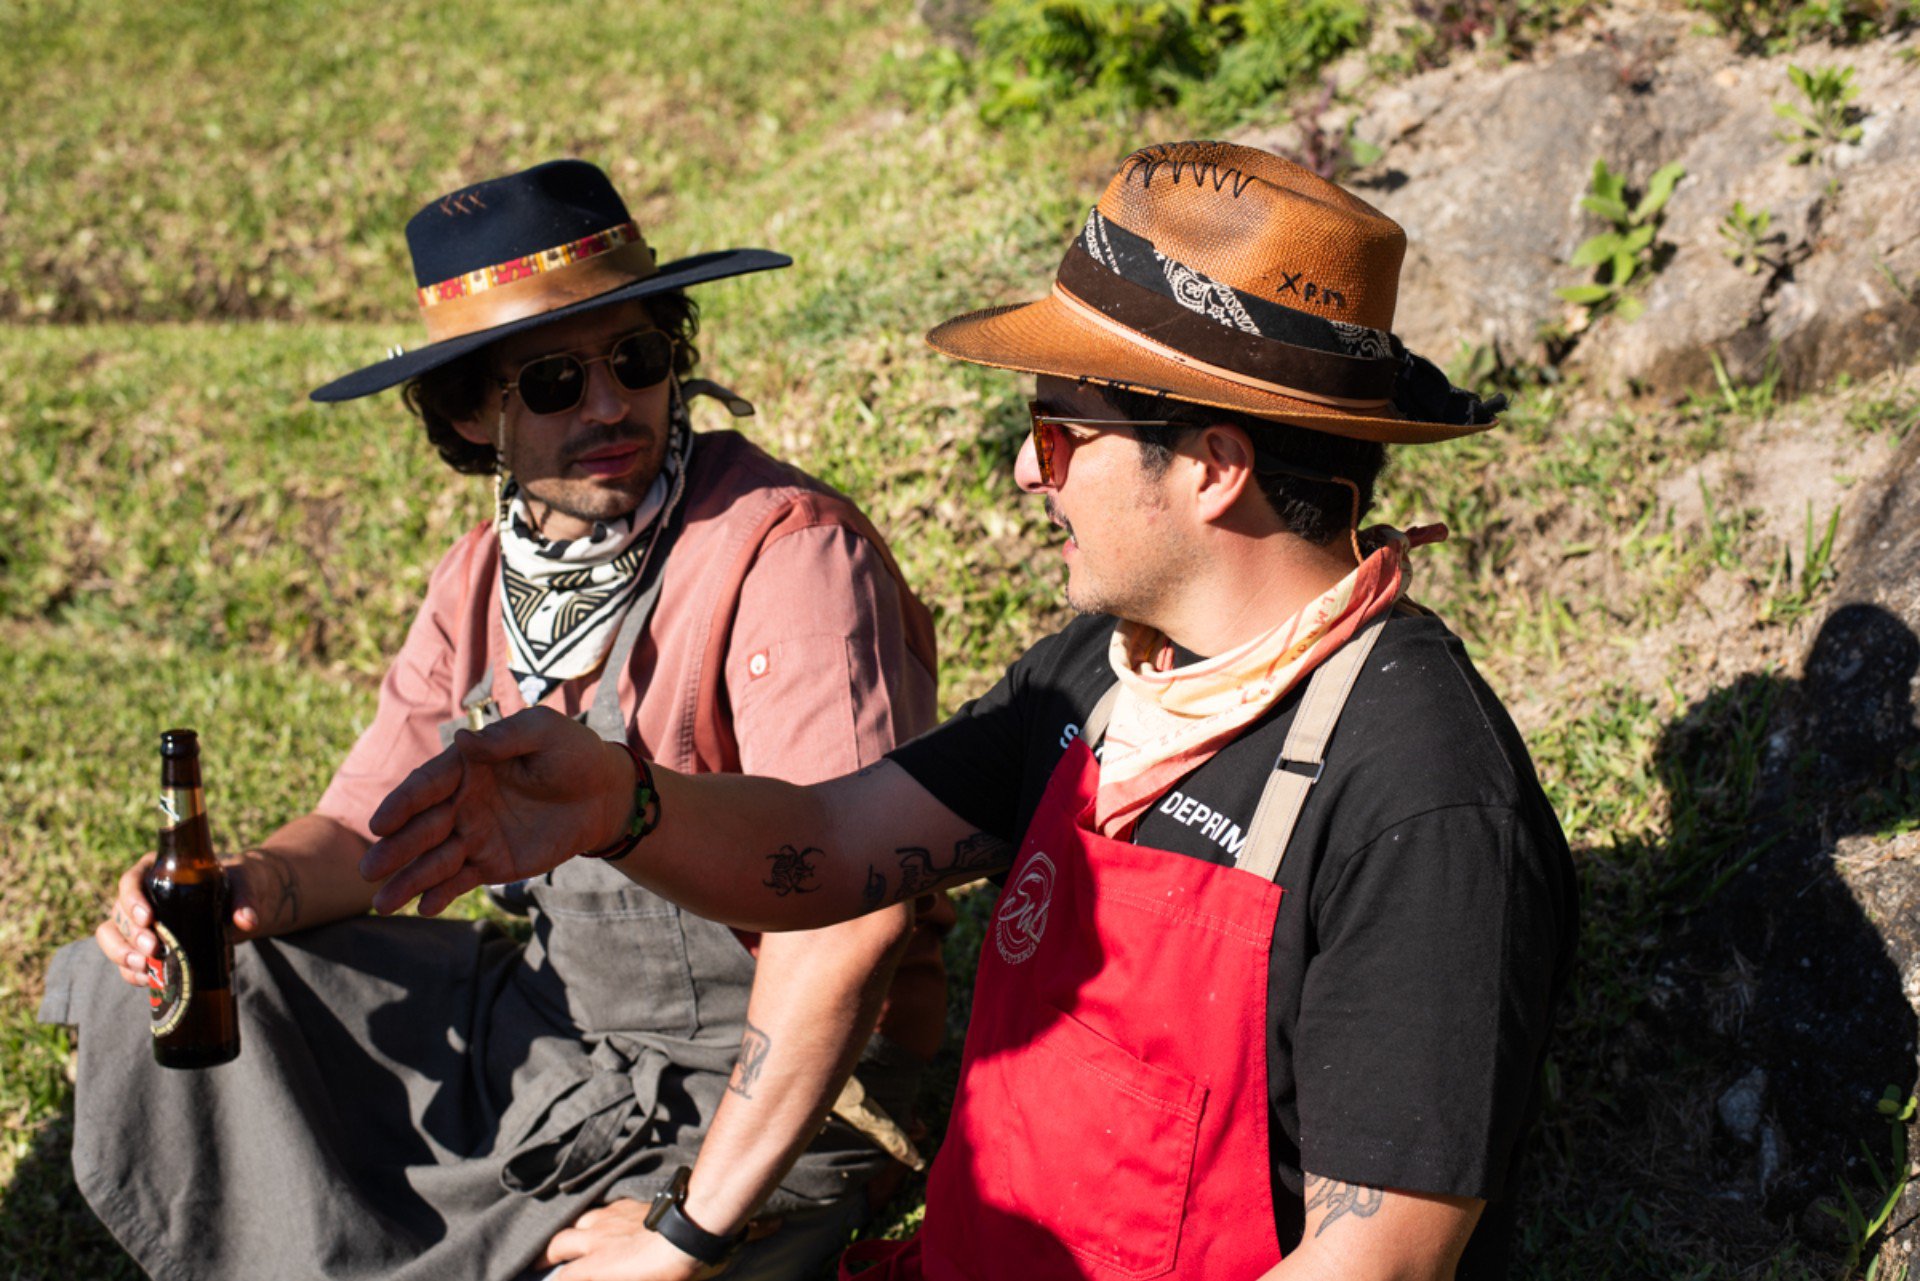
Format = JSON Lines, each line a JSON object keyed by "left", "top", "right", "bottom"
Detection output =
{"left": 497, "top": 391, "right": 692, "bottom": 707}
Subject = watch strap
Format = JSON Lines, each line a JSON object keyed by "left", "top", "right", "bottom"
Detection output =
{"left": 645, "top": 1167, "right": 744, "bottom": 1266}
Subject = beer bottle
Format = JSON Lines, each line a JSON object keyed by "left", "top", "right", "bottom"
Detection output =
{"left": 144, "top": 728, "right": 240, "bottom": 1068}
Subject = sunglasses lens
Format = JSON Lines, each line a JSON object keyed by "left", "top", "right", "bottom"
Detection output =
{"left": 517, "top": 356, "right": 585, "bottom": 415}
{"left": 1030, "top": 414, "right": 1063, "bottom": 486}
{"left": 611, "top": 331, "right": 674, "bottom": 391}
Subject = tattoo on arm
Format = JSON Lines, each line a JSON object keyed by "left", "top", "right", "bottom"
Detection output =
{"left": 728, "top": 1019, "right": 772, "bottom": 1099}
{"left": 1303, "top": 1176, "right": 1385, "bottom": 1238}
{"left": 894, "top": 832, "right": 1017, "bottom": 899}
{"left": 763, "top": 845, "right": 823, "bottom": 897}
{"left": 248, "top": 849, "right": 302, "bottom": 930}
{"left": 861, "top": 865, "right": 887, "bottom": 911}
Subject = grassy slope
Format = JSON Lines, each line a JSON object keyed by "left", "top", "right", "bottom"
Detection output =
{"left": 4, "top": 1, "right": 1917, "bottom": 1276}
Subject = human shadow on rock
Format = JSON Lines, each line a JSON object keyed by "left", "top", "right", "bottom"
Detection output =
{"left": 1523, "top": 604, "right": 1920, "bottom": 1273}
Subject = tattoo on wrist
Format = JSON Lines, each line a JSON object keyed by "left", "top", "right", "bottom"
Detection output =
{"left": 862, "top": 866, "right": 887, "bottom": 911}
{"left": 763, "top": 845, "right": 823, "bottom": 897}
{"left": 249, "top": 849, "right": 302, "bottom": 930}
{"left": 894, "top": 831, "right": 1014, "bottom": 898}
{"left": 728, "top": 1019, "right": 772, "bottom": 1099}
{"left": 1303, "top": 1176, "right": 1385, "bottom": 1237}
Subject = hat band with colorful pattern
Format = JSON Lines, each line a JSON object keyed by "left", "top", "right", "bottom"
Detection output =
{"left": 416, "top": 221, "right": 659, "bottom": 343}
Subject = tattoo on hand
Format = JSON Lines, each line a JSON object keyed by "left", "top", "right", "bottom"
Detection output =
{"left": 1303, "top": 1176, "right": 1385, "bottom": 1238}
{"left": 895, "top": 831, "right": 1015, "bottom": 897}
{"left": 862, "top": 866, "right": 887, "bottom": 911}
{"left": 763, "top": 845, "right": 823, "bottom": 897}
{"left": 729, "top": 1019, "right": 772, "bottom": 1099}
{"left": 249, "top": 849, "right": 302, "bottom": 930}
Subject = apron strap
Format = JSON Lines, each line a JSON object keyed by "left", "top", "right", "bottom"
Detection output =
{"left": 1082, "top": 683, "right": 1123, "bottom": 751}
{"left": 1236, "top": 615, "right": 1387, "bottom": 883}
{"left": 583, "top": 547, "right": 671, "bottom": 741}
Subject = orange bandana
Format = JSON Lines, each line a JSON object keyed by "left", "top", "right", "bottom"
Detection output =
{"left": 1093, "top": 524, "right": 1445, "bottom": 839}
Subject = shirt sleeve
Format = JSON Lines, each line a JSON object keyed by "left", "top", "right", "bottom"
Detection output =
{"left": 1292, "top": 802, "right": 1567, "bottom": 1201}
{"left": 313, "top": 562, "right": 464, "bottom": 843}
{"left": 725, "top": 523, "right": 936, "bottom": 784}
{"left": 886, "top": 653, "right": 1034, "bottom": 843}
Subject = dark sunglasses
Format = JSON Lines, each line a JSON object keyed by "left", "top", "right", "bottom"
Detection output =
{"left": 1027, "top": 401, "right": 1171, "bottom": 487}
{"left": 501, "top": 329, "right": 676, "bottom": 416}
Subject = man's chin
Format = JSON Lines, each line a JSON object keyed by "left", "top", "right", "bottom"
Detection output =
{"left": 524, "top": 478, "right": 654, "bottom": 525}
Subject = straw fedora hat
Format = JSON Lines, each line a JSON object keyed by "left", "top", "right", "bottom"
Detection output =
{"left": 310, "top": 159, "right": 789, "bottom": 403}
{"left": 927, "top": 141, "right": 1501, "bottom": 443}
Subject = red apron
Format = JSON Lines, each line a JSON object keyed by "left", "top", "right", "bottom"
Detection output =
{"left": 845, "top": 736, "right": 1282, "bottom": 1279}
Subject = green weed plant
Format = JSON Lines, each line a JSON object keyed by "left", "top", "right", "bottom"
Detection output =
{"left": 1689, "top": 0, "right": 1915, "bottom": 53}
{"left": 1719, "top": 200, "right": 1780, "bottom": 275}
{"left": 1774, "top": 63, "right": 1867, "bottom": 165}
{"left": 941, "top": 0, "right": 1370, "bottom": 125}
{"left": 1557, "top": 159, "right": 1686, "bottom": 323}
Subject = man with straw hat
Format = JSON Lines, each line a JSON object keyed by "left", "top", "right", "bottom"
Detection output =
{"left": 44, "top": 158, "right": 952, "bottom": 1281}
{"left": 362, "top": 142, "right": 1576, "bottom": 1279}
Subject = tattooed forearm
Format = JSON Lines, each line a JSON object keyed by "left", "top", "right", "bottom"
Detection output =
{"left": 728, "top": 1019, "right": 772, "bottom": 1099}
{"left": 246, "top": 849, "right": 302, "bottom": 931}
{"left": 895, "top": 832, "right": 1015, "bottom": 899}
{"left": 763, "top": 845, "right": 823, "bottom": 896}
{"left": 1303, "top": 1176, "right": 1385, "bottom": 1238}
{"left": 952, "top": 831, "right": 1012, "bottom": 872}
{"left": 862, "top": 865, "right": 887, "bottom": 911}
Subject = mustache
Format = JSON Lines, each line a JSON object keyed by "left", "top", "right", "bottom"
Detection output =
{"left": 1045, "top": 499, "right": 1075, "bottom": 541}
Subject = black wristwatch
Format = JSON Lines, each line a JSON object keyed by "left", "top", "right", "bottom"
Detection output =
{"left": 645, "top": 1165, "right": 746, "bottom": 1266}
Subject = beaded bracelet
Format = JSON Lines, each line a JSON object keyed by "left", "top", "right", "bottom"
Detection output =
{"left": 580, "top": 740, "right": 662, "bottom": 860}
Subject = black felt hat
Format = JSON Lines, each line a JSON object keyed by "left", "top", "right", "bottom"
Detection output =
{"left": 310, "top": 159, "right": 789, "bottom": 402}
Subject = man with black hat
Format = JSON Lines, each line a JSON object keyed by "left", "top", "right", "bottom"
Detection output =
{"left": 43, "top": 160, "right": 950, "bottom": 1281}
{"left": 362, "top": 142, "right": 1577, "bottom": 1279}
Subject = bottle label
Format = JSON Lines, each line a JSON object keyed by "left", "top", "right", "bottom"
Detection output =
{"left": 157, "top": 787, "right": 205, "bottom": 829}
{"left": 147, "top": 921, "right": 191, "bottom": 1036}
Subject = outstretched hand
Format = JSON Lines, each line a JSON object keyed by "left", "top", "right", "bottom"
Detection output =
{"left": 359, "top": 707, "right": 633, "bottom": 916}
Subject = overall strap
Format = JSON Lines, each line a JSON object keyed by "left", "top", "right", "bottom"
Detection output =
{"left": 583, "top": 501, "right": 686, "bottom": 742}
{"left": 1236, "top": 615, "right": 1387, "bottom": 883}
{"left": 1082, "top": 682, "right": 1123, "bottom": 751}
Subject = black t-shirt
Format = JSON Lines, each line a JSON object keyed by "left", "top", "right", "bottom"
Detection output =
{"left": 889, "top": 611, "right": 1576, "bottom": 1275}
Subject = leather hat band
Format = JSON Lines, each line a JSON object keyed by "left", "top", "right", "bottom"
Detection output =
{"left": 418, "top": 238, "right": 659, "bottom": 343}
{"left": 1056, "top": 243, "right": 1398, "bottom": 406}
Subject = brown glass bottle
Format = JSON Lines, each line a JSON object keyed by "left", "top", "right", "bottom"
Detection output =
{"left": 144, "top": 729, "right": 239, "bottom": 1068}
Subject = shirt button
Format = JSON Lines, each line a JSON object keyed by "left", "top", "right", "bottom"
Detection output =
{"left": 748, "top": 652, "right": 769, "bottom": 678}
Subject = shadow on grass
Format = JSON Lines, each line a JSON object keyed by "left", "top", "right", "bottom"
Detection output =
{"left": 0, "top": 1040, "right": 140, "bottom": 1279}
{"left": 1516, "top": 603, "right": 1920, "bottom": 1279}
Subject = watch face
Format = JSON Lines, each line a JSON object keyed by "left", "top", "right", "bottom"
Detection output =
{"left": 644, "top": 1190, "right": 673, "bottom": 1232}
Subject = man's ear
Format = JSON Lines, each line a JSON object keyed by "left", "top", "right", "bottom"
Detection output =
{"left": 1191, "top": 424, "right": 1259, "bottom": 524}
{"left": 449, "top": 411, "right": 493, "bottom": 448}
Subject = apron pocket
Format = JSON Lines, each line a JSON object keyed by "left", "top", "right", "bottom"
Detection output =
{"left": 984, "top": 1004, "right": 1206, "bottom": 1279}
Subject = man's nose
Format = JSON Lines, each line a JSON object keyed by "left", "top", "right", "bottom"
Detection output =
{"left": 1013, "top": 431, "right": 1047, "bottom": 494}
{"left": 577, "top": 358, "right": 631, "bottom": 424}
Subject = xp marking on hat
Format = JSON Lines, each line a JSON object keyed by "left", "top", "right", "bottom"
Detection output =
{"left": 928, "top": 140, "right": 1503, "bottom": 443}
{"left": 310, "top": 159, "right": 790, "bottom": 403}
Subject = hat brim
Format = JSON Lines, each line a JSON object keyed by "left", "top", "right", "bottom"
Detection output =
{"left": 309, "top": 248, "right": 792, "bottom": 403}
{"left": 927, "top": 295, "right": 1494, "bottom": 445}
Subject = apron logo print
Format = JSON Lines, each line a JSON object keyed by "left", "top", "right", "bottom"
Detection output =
{"left": 994, "top": 851, "right": 1056, "bottom": 965}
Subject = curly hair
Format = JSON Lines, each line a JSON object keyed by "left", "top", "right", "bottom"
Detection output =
{"left": 402, "top": 291, "right": 703, "bottom": 476}
{"left": 1093, "top": 383, "right": 1388, "bottom": 547}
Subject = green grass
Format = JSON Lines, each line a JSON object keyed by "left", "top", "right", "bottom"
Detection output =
{"left": 0, "top": 1, "right": 1903, "bottom": 1277}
